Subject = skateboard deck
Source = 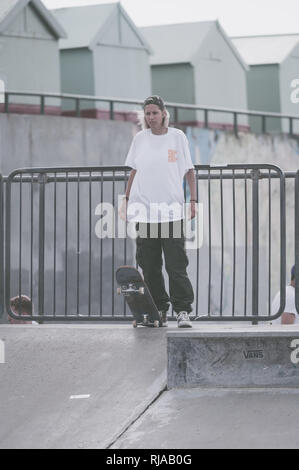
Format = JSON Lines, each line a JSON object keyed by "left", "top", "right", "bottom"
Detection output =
{"left": 116, "top": 266, "right": 161, "bottom": 328}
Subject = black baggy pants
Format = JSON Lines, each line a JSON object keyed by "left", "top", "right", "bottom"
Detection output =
{"left": 136, "top": 220, "right": 194, "bottom": 314}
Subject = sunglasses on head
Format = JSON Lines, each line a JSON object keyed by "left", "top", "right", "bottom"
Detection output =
{"left": 143, "top": 96, "right": 165, "bottom": 108}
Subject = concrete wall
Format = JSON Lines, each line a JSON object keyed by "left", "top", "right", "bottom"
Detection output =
{"left": 167, "top": 329, "right": 299, "bottom": 389}
{"left": 194, "top": 24, "right": 248, "bottom": 128}
{"left": 0, "top": 114, "right": 135, "bottom": 173}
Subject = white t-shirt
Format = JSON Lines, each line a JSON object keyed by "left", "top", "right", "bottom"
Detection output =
{"left": 125, "top": 127, "right": 194, "bottom": 223}
{"left": 271, "top": 285, "right": 299, "bottom": 324}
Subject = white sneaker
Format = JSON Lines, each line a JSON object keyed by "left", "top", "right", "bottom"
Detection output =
{"left": 176, "top": 311, "right": 192, "bottom": 328}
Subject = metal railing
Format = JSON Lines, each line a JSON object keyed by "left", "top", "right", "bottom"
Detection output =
{"left": 4, "top": 164, "right": 287, "bottom": 323}
{"left": 294, "top": 170, "right": 299, "bottom": 315}
{"left": 2, "top": 91, "right": 299, "bottom": 137}
{"left": 0, "top": 174, "right": 4, "bottom": 319}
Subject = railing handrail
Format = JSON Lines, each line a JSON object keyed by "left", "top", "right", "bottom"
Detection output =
{"left": 4, "top": 90, "right": 299, "bottom": 120}
{"left": 2, "top": 167, "right": 298, "bottom": 184}
{"left": 3, "top": 164, "right": 287, "bottom": 323}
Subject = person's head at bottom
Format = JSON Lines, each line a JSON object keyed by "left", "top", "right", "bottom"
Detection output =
{"left": 9, "top": 295, "right": 33, "bottom": 324}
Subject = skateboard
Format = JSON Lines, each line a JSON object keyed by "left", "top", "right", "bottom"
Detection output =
{"left": 116, "top": 266, "right": 162, "bottom": 328}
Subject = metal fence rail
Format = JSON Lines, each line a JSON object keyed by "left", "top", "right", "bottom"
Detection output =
{"left": 191, "top": 164, "right": 286, "bottom": 322}
{"left": 0, "top": 174, "right": 4, "bottom": 318}
{"left": 4, "top": 164, "right": 287, "bottom": 323}
{"left": 5, "top": 167, "right": 130, "bottom": 321}
{"left": 2, "top": 91, "right": 299, "bottom": 137}
{"left": 295, "top": 170, "right": 299, "bottom": 315}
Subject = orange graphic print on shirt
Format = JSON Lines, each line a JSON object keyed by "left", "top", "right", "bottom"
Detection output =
{"left": 168, "top": 149, "right": 178, "bottom": 162}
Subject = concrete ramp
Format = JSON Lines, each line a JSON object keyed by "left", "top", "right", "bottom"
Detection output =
{"left": 0, "top": 325, "right": 167, "bottom": 449}
{"left": 167, "top": 325, "right": 299, "bottom": 389}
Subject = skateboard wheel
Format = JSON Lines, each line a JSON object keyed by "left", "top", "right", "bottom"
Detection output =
{"left": 132, "top": 320, "right": 138, "bottom": 328}
{"left": 117, "top": 287, "right": 121, "bottom": 295}
{"left": 153, "top": 320, "right": 159, "bottom": 328}
{"left": 138, "top": 287, "right": 145, "bottom": 294}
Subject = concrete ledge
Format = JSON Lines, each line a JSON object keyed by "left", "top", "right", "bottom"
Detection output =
{"left": 167, "top": 327, "right": 299, "bottom": 389}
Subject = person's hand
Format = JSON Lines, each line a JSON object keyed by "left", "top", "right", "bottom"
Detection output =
{"left": 188, "top": 201, "right": 197, "bottom": 220}
{"left": 119, "top": 197, "right": 128, "bottom": 221}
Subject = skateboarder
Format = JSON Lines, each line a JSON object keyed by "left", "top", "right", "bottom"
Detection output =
{"left": 119, "top": 95, "right": 196, "bottom": 328}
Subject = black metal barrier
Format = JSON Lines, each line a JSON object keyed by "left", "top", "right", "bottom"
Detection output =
{"left": 4, "top": 164, "right": 286, "bottom": 323}
{"left": 0, "top": 175, "right": 4, "bottom": 319}
{"left": 295, "top": 170, "right": 299, "bottom": 316}
{"left": 3, "top": 91, "right": 299, "bottom": 137}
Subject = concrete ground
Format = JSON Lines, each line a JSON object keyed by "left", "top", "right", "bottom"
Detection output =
{"left": 112, "top": 387, "right": 299, "bottom": 449}
{"left": 1, "top": 322, "right": 299, "bottom": 449}
{"left": 0, "top": 324, "right": 167, "bottom": 449}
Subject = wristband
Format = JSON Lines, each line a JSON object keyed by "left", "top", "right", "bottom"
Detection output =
{"left": 190, "top": 199, "right": 197, "bottom": 203}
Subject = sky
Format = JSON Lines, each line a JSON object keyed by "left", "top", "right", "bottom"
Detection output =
{"left": 43, "top": 0, "right": 299, "bottom": 37}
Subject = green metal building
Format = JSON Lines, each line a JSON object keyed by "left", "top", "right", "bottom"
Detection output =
{"left": 0, "top": 0, "right": 66, "bottom": 113}
{"left": 232, "top": 34, "right": 299, "bottom": 134}
{"left": 140, "top": 20, "right": 249, "bottom": 130}
{"left": 52, "top": 2, "right": 152, "bottom": 119}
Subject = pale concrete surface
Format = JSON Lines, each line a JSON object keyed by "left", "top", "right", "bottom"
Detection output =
{"left": 0, "top": 324, "right": 167, "bottom": 449}
{"left": 0, "top": 114, "right": 135, "bottom": 173}
{"left": 112, "top": 387, "right": 299, "bottom": 449}
{"left": 167, "top": 325, "right": 299, "bottom": 388}
{"left": 1, "top": 322, "right": 299, "bottom": 449}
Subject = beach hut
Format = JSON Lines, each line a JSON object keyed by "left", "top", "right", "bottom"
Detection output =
{"left": 140, "top": 20, "right": 249, "bottom": 130}
{"left": 0, "top": 0, "right": 66, "bottom": 114}
{"left": 232, "top": 34, "right": 299, "bottom": 133}
{"left": 53, "top": 2, "right": 152, "bottom": 120}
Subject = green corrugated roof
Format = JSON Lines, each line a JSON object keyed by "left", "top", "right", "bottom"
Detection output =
{"left": 140, "top": 21, "right": 215, "bottom": 65}
{"left": 52, "top": 2, "right": 118, "bottom": 50}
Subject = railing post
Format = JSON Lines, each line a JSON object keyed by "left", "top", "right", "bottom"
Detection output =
{"left": 110, "top": 101, "right": 114, "bottom": 120}
{"left": 40, "top": 95, "right": 45, "bottom": 115}
{"left": 233, "top": 112, "right": 238, "bottom": 138}
{"left": 75, "top": 98, "right": 80, "bottom": 117}
{"left": 5, "top": 174, "right": 11, "bottom": 319}
{"left": 262, "top": 115, "right": 266, "bottom": 134}
{"left": 4, "top": 92, "right": 8, "bottom": 113}
{"left": 38, "top": 173, "right": 46, "bottom": 320}
{"left": 251, "top": 169, "right": 260, "bottom": 324}
{"left": 289, "top": 117, "right": 293, "bottom": 136}
{"left": 295, "top": 171, "right": 299, "bottom": 314}
{"left": 0, "top": 175, "right": 3, "bottom": 319}
{"left": 174, "top": 107, "right": 178, "bottom": 125}
{"left": 204, "top": 109, "right": 208, "bottom": 129}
